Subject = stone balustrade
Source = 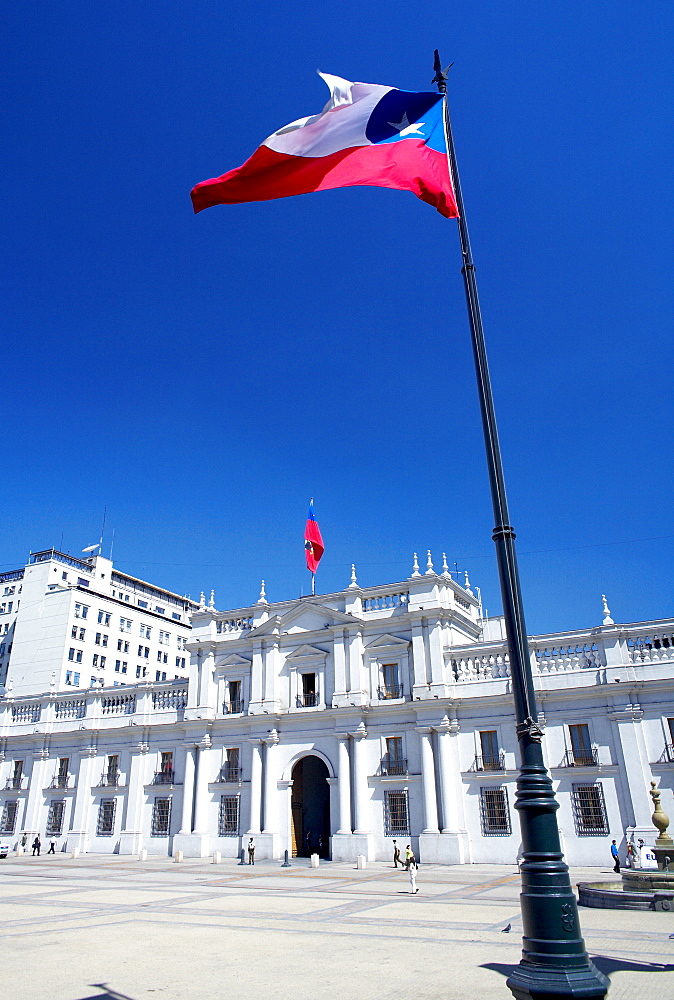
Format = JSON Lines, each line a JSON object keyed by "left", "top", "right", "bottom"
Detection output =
{"left": 362, "top": 591, "right": 409, "bottom": 612}
{"left": 152, "top": 687, "right": 188, "bottom": 711}
{"left": 101, "top": 693, "right": 136, "bottom": 716}
{"left": 54, "top": 698, "right": 87, "bottom": 720}
{"left": 215, "top": 615, "right": 254, "bottom": 634}
{"left": 450, "top": 621, "right": 674, "bottom": 683}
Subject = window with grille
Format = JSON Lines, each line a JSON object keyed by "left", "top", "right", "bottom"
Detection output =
{"left": 97, "top": 798, "right": 116, "bottom": 836}
{"left": 0, "top": 800, "right": 18, "bottom": 833}
{"left": 151, "top": 797, "right": 171, "bottom": 836}
{"left": 384, "top": 789, "right": 409, "bottom": 836}
{"left": 572, "top": 783, "right": 608, "bottom": 835}
{"left": 46, "top": 800, "right": 65, "bottom": 836}
{"left": 479, "top": 786, "right": 511, "bottom": 835}
{"left": 218, "top": 795, "right": 240, "bottom": 836}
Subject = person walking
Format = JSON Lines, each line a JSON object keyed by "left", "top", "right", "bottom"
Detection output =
{"left": 31, "top": 835, "right": 41, "bottom": 856}
{"left": 392, "top": 840, "right": 401, "bottom": 868}
{"left": 47, "top": 837, "right": 57, "bottom": 855}
{"left": 408, "top": 856, "right": 419, "bottom": 894}
{"left": 405, "top": 844, "right": 414, "bottom": 869}
{"left": 20, "top": 833, "right": 28, "bottom": 849}
{"left": 610, "top": 840, "right": 620, "bottom": 873}
{"left": 247, "top": 837, "right": 255, "bottom": 865}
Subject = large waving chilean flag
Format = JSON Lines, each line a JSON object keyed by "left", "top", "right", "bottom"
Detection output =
{"left": 191, "top": 73, "right": 458, "bottom": 218}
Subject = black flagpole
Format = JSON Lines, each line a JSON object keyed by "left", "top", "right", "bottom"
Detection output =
{"left": 433, "top": 51, "right": 608, "bottom": 1000}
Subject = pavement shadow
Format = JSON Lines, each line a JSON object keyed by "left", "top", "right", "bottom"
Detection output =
{"left": 482, "top": 956, "right": 674, "bottom": 981}
{"left": 74, "top": 986, "right": 139, "bottom": 1000}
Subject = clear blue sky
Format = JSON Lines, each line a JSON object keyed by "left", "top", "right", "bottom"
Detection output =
{"left": 2, "top": 2, "right": 672, "bottom": 634}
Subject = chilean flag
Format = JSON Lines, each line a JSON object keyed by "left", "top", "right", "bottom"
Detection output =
{"left": 304, "top": 502, "right": 324, "bottom": 574}
{"left": 191, "top": 73, "right": 458, "bottom": 219}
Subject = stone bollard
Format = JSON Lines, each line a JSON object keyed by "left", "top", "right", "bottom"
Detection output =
{"left": 238, "top": 848, "right": 246, "bottom": 865}
{"left": 356, "top": 854, "right": 366, "bottom": 870}
{"left": 174, "top": 850, "right": 184, "bottom": 863}
{"left": 212, "top": 851, "right": 221, "bottom": 864}
{"left": 310, "top": 853, "right": 320, "bottom": 868}
{"left": 138, "top": 849, "right": 147, "bottom": 861}
{"left": 281, "top": 849, "right": 291, "bottom": 868}
{"left": 71, "top": 847, "right": 80, "bottom": 859}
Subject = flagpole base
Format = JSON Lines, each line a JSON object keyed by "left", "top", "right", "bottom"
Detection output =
{"left": 506, "top": 959, "right": 609, "bottom": 1000}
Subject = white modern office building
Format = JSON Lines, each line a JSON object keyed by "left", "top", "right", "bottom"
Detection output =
{"left": 0, "top": 558, "right": 672, "bottom": 867}
{"left": 0, "top": 549, "right": 199, "bottom": 696}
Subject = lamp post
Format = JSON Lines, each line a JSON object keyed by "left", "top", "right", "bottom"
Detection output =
{"left": 434, "top": 51, "right": 609, "bottom": 999}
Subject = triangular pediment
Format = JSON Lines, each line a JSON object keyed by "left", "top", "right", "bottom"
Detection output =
{"left": 216, "top": 652, "right": 252, "bottom": 670}
{"left": 277, "top": 601, "right": 361, "bottom": 635}
{"left": 364, "top": 632, "right": 410, "bottom": 650}
{"left": 285, "top": 643, "right": 329, "bottom": 661}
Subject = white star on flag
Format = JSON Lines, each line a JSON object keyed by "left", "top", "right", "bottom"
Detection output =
{"left": 387, "top": 113, "right": 425, "bottom": 136}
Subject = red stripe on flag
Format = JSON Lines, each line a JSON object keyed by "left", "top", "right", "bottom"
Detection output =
{"left": 191, "top": 142, "right": 458, "bottom": 218}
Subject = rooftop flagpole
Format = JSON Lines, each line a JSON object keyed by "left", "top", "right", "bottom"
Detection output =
{"left": 433, "top": 51, "right": 608, "bottom": 1000}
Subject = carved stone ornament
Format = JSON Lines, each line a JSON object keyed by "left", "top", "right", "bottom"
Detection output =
{"left": 516, "top": 716, "right": 545, "bottom": 743}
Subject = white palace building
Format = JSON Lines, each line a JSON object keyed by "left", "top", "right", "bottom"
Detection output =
{"left": 1, "top": 556, "right": 673, "bottom": 866}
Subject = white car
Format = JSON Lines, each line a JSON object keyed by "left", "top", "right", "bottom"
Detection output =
{"left": 0, "top": 843, "right": 10, "bottom": 859}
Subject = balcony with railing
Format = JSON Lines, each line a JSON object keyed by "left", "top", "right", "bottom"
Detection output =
{"left": 657, "top": 744, "right": 674, "bottom": 764}
{"left": 378, "top": 683, "right": 403, "bottom": 700}
{"left": 30, "top": 549, "right": 92, "bottom": 573}
{"left": 471, "top": 752, "right": 506, "bottom": 772}
{"left": 153, "top": 769, "right": 177, "bottom": 785}
{"left": 98, "top": 770, "right": 121, "bottom": 787}
{"left": 4, "top": 776, "right": 26, "bottom": 792}
{"left": 379, "top": 756, "right": 408, "bottom": 776}
{"left": 216, "top": 766, "right": 242, "bottom": 783}
{"left": 224, "top": 699, "right": 243, "bottom": 715}
{"left": 297, "top": 692, "right": 319, "bottom": 708}
{"left": 48, "top": 773, "right": 74, "bottom": 790}
{"left": 560, "top": 748, "right": 600, "bottom": 768}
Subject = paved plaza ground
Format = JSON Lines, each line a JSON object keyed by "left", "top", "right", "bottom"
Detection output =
{"left": 0, "top": 854, "right": 672, "bottom": 1000}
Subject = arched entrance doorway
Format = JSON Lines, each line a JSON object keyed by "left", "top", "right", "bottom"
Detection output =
{"left": 291, "top": 755, "right": 330, "bottom": 858}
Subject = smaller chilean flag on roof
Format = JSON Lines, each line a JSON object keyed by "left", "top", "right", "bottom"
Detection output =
{"left": 191, "top": 72, "right": 458, "bottom": 218}
{"left": 304, "top": 501, "right": 324, "bottom": 574}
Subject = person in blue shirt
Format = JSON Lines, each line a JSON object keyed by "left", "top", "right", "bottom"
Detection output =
{"left": 610, "top": 840, "right": 620, "bottom": 873}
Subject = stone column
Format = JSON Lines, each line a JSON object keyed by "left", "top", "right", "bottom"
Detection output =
{"left": 173, "top": 740, "right": 212, "bottom": 858}
{"left": 435, "top": 715, "right": 471, "bottom": 863}
{"left": 257, "top": 730, "right": 281, "bottom": 860}
{"left": 178, "top": 745, "right": 196, "bottom": 835}
{"left": 192, "top": 744, "right": 212, "bottom": 835}
{"left": 247, "top": 739, "right": 262, "bottom": 834}
{"left": 419, "top": 728, "right": 439, "bottom": 833}
{"left": 119, "top": 743, "right": 149, "bottom": 855}
{"left": 411, "top": 620, "right": 429, "bottom": 698}
{"left": 262, "top": 640, "right": 279, "bottom": 709}
{"left": 609, "top": 702, "right": 655, "bottom": 843}
{"left": 428, "top": 618, "right": 449, "bottom": 697}
{"left": 336, "top": 737, "right": 352, "bottom": 834}
{"left": 66, "top": 746, "right": 98, "bottom": 853}
{"left": 197, "top": 647, "right": 216, "bottom": 713}
{"left": 262, "top": 731, "right": 279, "bottom": 834}
{"left": 249, "top": 643, "right": 264, "bottom": 714}
{"left": 352, "top": 728, "right": 370, "bottom": 835}
{"left": 25, "top": 749, "right": 49, "bottom": 836}
{"left": 346, "top": 631, "right": 366, "bottom": 706}
{"left": 332, "top": 631, "right": 348, "bottom": 707}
